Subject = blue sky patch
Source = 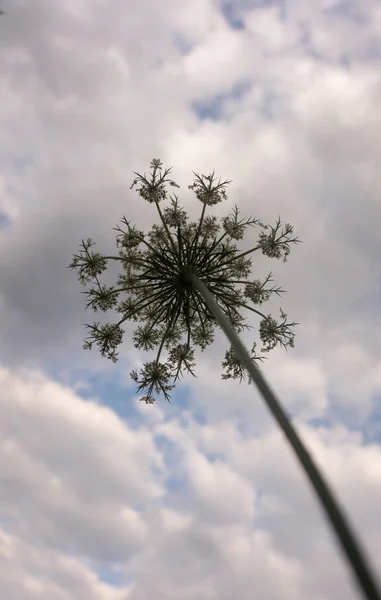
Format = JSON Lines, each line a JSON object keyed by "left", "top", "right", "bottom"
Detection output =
{"left": 362, "top": 399, "right": 381, "bottom": 445}
{"left": 155, "top": 433, "right": 187, "bottom": 492}
{"left": 0, "top": 212, "right": 10, "bottom": 229}
{"left": 324, "top": 0, "right": 368, "bottom": 27}
{"left": 96, "top": 564, "right": 123, "bottom": 587}
{"left": 173, "top": 33, "right": 195, "bottom": 56}
{"left": 52, "top": 366, "right": 144, "bottom": 425}
{"left": 192, "top": 80, "right": 251, "bottom": 121}
{"left": 220, "top": 1, "right": 245, "bottom": 30}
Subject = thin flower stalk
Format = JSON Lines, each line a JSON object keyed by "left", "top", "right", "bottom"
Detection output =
{"left": 187, "top": 272, "right": 380, "bottom": 600}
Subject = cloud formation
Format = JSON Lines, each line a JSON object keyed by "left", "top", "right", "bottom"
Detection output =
{"left": 1, "top": 367, "right": 380, "bottom": 599}
{"left": 0, "top": 0, "right": 381, "bottom": 598}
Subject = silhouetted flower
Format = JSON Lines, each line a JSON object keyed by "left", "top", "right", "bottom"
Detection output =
{"left": 69, "top": 159, "right": 300, "bottom": 403}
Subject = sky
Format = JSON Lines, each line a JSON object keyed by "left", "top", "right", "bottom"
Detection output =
{"left": 0, "top": 0, "right": 381, "bottom": 598}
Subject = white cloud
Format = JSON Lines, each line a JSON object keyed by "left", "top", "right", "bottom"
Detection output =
{"left": 179, "top": 443, "right": 255, "bottom": 523}
{"left": 183, "top": 26, "right": 251, "bottom": 96}
{"left": 0, "top": 366, "right": 380, "bottom": 599}
{"left": 1, "top": 0, "right": 381, "bottom": 598}
{"left": 129, "top": 413, "right": 381, "bottom": 600}
{"left": 0, "top": 367, "right": 163, "bottom": 562}
{"left": 0, "top": 530, "right": 131, "bottom": 600}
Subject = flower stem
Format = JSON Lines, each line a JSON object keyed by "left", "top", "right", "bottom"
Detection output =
{"left": 154, "top": 200, "right": 179, "bottom": 255}
{"left": 154, "top": 302, "right": 181, "bottom": 367}
{"left": 239, "top": 302, "right": 268, "bottom": 320}
{"left": 103, "top": 255, "right": 149, "bottom": 270}
{"left": 190, "top": 202, "right": 207, "bottom": 263}
{"left": 208, "top": 243, "right": 262, "bottom": 274}
{"left": 186, "top": 272, "right": 381, "bottom": 600}
{"left": 115, "top": 286, "right": 172, "bottom": 327}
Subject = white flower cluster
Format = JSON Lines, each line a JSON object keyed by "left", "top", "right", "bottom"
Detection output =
{"left": 69, "top": 160, "right": 300, "bottom": 403}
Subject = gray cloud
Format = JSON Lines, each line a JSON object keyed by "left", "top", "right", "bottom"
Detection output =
{"left": 0, "top": 368, "right": 164, "bottom": 563}
{"left": 0, "top": 529, "right": 131, "bottom": 600}
{"left": 0, "top": 362, "right": 380, "bottom": 599}
{"left": 1, "top": 0, "right": 380, "bottom": 388}
{"left": 1, "top": 2, "right": 381, "bottom": 597}
{"left": 126, "top": 412, "right": 381, "bottom": 600}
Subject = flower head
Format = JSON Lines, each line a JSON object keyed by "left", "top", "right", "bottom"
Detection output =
{"left": 69, "top": 159, "right": 300, "bottom": 403}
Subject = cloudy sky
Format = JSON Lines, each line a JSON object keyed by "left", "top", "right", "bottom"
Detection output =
{"left": 1, "top": 0, "right": 381, "bottom": 598}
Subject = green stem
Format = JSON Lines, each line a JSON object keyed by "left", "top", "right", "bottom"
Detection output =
{"left": 239, "top": 302, "right": 267, "bottom": 320}
{"left": 213, "top": 229, "right": 299, "bottom": 274}
{"left": 103, "top": 255, "right": 148, "bottom": 270}
{"left": 115, "top": 286, "right": 171, "bottom": 327}
{"left": 154, "top": 302, "right": 180, "bottom": 366}
{"left": 177, "top": 223, "right": 185, "bottom": 266}
{"left": 208, "top": 229, "right": 229, "bottom": 255}
{"left": 187, "top": 272, "right": 381, "bottom": 600}
{"left": 147, "top": 302, "right": 171, "bottom": 332}
{"left": 207, "top": 244, "right": 262, "bottom": 275}
{"left": 207, "top": 278, "right": 247, "bottom": 285}
{"left": 190, "top": 202, "right": 207, "bottom": 263}
{"left": 113, "top": 281, "right": 163, "bottom": 294}
{"left": 140, "top": 236, "right": 172, "bottom": 259}
{"left": 154, "top": 200, "right": 179, "bottom": 255}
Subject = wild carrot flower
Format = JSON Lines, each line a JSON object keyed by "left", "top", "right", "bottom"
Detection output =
{"left": 69, "top": 159, "right": 300, "bottom": 403}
